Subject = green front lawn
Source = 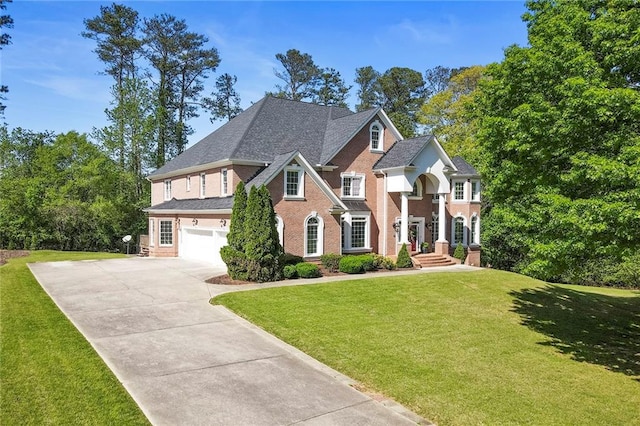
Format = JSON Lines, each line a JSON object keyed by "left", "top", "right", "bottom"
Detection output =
{"left": 0, "top": 251, "right": 149, "bottom": 425}
{"left": 214, "top": 270, "right": 640, "bottom": 425}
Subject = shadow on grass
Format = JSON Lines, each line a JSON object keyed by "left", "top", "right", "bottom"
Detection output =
{"left": 510, "top": 285, "right": 640, "bottom": 379}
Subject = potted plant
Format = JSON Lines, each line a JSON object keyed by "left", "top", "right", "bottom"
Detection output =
{"left": 420, "top": 241, "right": 429, "bottom": 253}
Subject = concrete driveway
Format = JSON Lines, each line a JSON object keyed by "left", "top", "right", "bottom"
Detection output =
{"left": 29, "top": 257, "right": 424, "bottom": 425}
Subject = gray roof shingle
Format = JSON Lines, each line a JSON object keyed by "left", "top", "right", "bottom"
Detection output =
{"left": 451, "top": 156, "right": 479, "bottom": 176}
{"left": 145, "top": 196, "right": 234, "bottom": 211}
{"left": 372, "top": 135, "right": 435, "bottom": 169}
{"left": 246, "top": 151, "right": 297, "bottom": 189}
{"left": 148, "top": 96, "right": 377, "bottom": 177}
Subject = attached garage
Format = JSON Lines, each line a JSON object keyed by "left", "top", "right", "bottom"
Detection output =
{"left": 179, "top": 227, "right": 228, "bottom": 267}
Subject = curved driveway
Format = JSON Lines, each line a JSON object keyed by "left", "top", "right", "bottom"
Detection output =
{"left": 29, "top": 257, "right": 434, "bottom": 425}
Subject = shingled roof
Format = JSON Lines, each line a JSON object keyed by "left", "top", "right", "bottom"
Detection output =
{"left": 144, "top": 196, "right": 234, "bottom": 212}
{"left": 149, "top": 96, "right": 379, "bottom": 178}
{"left": 372, "top": 135, "right": 435, "bottom": 169}
{"left": 451, "top": 156, "right": 479, "bottom": 176}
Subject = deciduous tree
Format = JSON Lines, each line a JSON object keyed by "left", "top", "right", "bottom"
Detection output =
{"left": 476, "top": 0, "right": 640, "bottom": 285}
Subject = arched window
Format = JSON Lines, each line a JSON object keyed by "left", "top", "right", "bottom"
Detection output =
{"left": 370, "top": 121, "right": 383, "bottom": 151}
{"left": 452, "top": 216, "right": 465, "bottom": 246}
{"left": 304, "top": 214, "right": 323, "bottom": 257}
{"left": 470, "top": 215, "right": 479, "bottom": 245}
{"left": 431, "top": 214, "right": 439, "bottom": 245}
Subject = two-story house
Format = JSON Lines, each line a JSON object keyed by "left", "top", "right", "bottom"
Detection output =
{"left": 145, "top": 96, "right": 481, "bottom": 267}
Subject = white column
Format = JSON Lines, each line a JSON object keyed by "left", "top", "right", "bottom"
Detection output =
{"left": 400, "top": 192, "right": 409, "bottom": 244}
{"left": 438, "top": 192, "right": 447, "bottom": 242}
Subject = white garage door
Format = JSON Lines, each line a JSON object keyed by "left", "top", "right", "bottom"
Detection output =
{"left": 179, "top": 227, "right": 228, "bottom": 266}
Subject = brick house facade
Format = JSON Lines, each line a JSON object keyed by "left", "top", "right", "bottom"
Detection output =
{"left": 145, "top": 96, "right": 481, "bottom": 266}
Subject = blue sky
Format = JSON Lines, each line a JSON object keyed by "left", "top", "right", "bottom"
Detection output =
{"left": 2, "top": 1, "right": 529, "bottom": 146}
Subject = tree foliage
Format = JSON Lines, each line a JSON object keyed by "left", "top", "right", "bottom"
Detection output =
{"left": 0, "top": 0, "right": 13, "bottom": 116}
{"left": 419, "top": 65, "right": 485, "bottom": 165}
{"left": 313, "top": 68, "right": 351, "bottom": 107}
{"left": 203, "top": 73, "right": 242, "bottom": 122}
{"left": 354, "top": 66, "right": 380, "bottom": 112}
{"left": 273, "top": 49, "right": 320, "bottom": 101}
{"left": 0, "top": 128, "right": 142, "bottom": 251}
{"left": 476, "top": 0, "right": 640, "bottom": 285}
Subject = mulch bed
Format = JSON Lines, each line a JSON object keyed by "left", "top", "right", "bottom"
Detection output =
{"left": 0, "top": 250, "right": 30, "bottom": 266}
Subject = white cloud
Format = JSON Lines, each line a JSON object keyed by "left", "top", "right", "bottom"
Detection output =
{"left": 24, "top": 75, "right": 110, "bottom": 103}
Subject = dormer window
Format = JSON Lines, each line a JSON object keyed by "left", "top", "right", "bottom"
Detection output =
{"left": 370, "top": 120, "right": 383, "bottom": 152}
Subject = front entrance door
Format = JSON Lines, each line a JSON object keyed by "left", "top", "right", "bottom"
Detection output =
{"left": 409, "top": 223, "right": 419, "bottom": 251}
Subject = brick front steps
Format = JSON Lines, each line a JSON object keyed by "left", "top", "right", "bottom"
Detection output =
{"left": 412, "top": 253, "right": 458, "bottom": 268}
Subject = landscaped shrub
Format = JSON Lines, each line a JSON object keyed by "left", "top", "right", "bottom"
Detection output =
{"left": 372, "top": 254, "right": 386, "bottom": 269}
{"left": 339, "top": 256, "right": 365, "bottom": 274}
{"left": 296, "top": 262, "right": 321, "bottom": 278}
{"left": 220, "top": 246, "right": 248, "bottom": 281}
{"left": 283, "top": 253, "right": 304, "bottom": 266}
{"left": 381, "top": 256, "right": 397, "bottom": 270}
{"left": 283, "top": 264, "right": 298, "bottom": 279}
{"left": 356, "top": 254, "right": 376, "bottom": 271}
{"left": 453, "top": 244, "right": 466, "bottom": 262}
{"left": 320, "top": 253, "right": 342, "bottom": 272}
{"left": 609, "top": 254, "right": 640, "bottom": 288}
{"left": 396, "top": 243, "right": 413, "bottom": 268}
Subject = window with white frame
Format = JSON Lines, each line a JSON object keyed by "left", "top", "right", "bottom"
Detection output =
{"left": 471, "top": 180, "right": 481, "bottom": 202}
{"left": 304, "top": 214, "right": 323, "bottom": 256}
{"left": 453, "top": 181, "right": 465, "bottom": 201}
{"left": 370, "top": 121, "right": 382, "bottom": 151}
{"left": 341, "top": 213, "right": 370, "bottom": 251}
{"left": 452, "top": 216, "right": 465, "bottom": 246}
{"left": 471, "top": 215, "right": 479, "bottom": 245}
{"left": 159, "top": 220, "right": 173, "bottom": 246}
{"left": 341, "top": 173, "right": 365, "bottom": 199}
{"left": 164, "top": 179, "right": 172, "bottom": 200}
{"left": 431, "top": 214, "right": 439, "bottom": 245}
{"left": 284, "top": 166, "right": 304, "bottom": 198}
{"left": 149, "top": 219, "right": 155, "bottom": 247}
{"left": 186, "top": 175, "right": 191, "bottom": 192}
{"left": 221, "top": 168, "right": 228, "bottom": 196}
{"left": 200, "top": 173, "right": 206, "bottom": 198}
{"left": 432, "top": 193, "right": 440, "bottom": 202}
{"left": 409, "top": 178, "right": 423, "bottom": 199}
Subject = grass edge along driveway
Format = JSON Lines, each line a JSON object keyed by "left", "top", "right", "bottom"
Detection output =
{"left": 213, "top": 269, "right": 640, "bottom": 426}
{"left": 0, "top": 251, "right": 149, "bottom": 425}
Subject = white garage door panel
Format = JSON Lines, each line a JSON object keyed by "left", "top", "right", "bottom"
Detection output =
{"left": 179, "top": 227, "right": 228, "bottom": 266}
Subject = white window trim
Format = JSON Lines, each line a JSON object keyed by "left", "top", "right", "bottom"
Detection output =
{"left": 159, "top": 220, "right": 174, "bottom": 247}
{"left": 149, "top": 219, "right": 155, "bottom": 247}
{"left": 452, "top": 180, "right": 466, "bottom": 202}
{"left": 369, "top": 120, "right": 383, "bottom": 152}
{"left": 200, "top": 173, "right": 206, "bottom": 199}
{"left": 164, "top": 179, "right": 172, "bottom": 201}
{"left": 470, "top": 214, "right": 480, "bottom": 246}
{"left": 186, "top": 175, "right": 191, "bottom": 192}
{"left": 304, "top": 213, "right": 323, "bottom": 257}
{"left": 340, "top": 172, "right": 366, "bottom": 200}
{"left": 451, "top": 215, "right": 467, "bottom": 247}
{"left": 221, "top": 168, "right": 228, "bottom": 196}
{"left": 409, "top": 178, "right": 423, "bottom": 200}
{"left": 341, "top": 212, "right": 371, "bottom": 252}
{"left": 284, "top": 165, "right": 305, "bottom": 199}
{"left": 471, "top": 180, "right": 481, "bottom": 202}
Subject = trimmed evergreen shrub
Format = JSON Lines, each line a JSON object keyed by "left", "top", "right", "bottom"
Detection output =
{"left": 227, "top": 181, "right": 247, "bottom": 252}
{"left": 339, "top": 256, "right": 365, "bottom": 274}
{"left": 453, "top": 244, "right": 466, "bottom": 262}
{"left": 283, "top": 264, "right": 298, "bottom": 279}
{"left": 356, "top": 254, "right": 376, "bottom": 271}
{"left": 220, "top": 246, "right": 248, "bottom": 281}
{"left": 283, "top": 253, "right": 304, "bottom": 266}
{"left": 295, "top": 262, "right": 321, "bottom": 278}
{"left": 320, "top": 253, "right": 342, "bottom": 272}
{"left": 396, "top": 243, "right": 413, "bottom": 268}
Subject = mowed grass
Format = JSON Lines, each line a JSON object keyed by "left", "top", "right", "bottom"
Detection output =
{"left": 214, "top": 269, "right": 640, "bottom": 425}
{"left": 0, "top": 251, "right": 149, "bottom": 425}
